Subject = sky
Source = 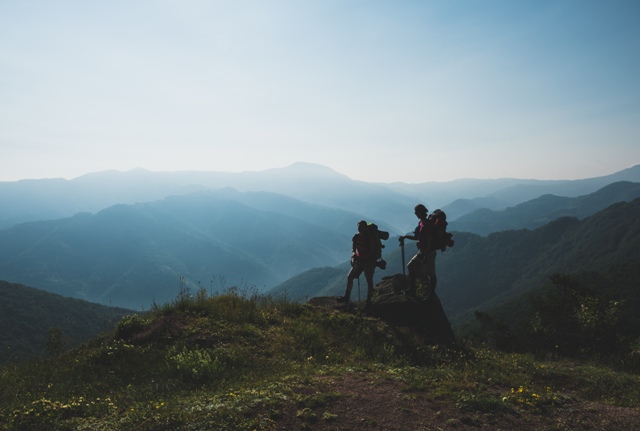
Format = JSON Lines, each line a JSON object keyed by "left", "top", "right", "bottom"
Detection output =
{"left": 1, "top": 0, "right": 639, "bottom": 184}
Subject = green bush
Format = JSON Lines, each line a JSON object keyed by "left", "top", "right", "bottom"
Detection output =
{"left": 114, "top": 314, "right": 148, "bottom": 341}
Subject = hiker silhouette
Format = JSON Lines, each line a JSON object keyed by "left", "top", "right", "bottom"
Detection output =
{"left": 338, "top": 220, "right": 379, "bottom": 309}
{"left": 399, "top": 204, "right": 437, "bottom": 299}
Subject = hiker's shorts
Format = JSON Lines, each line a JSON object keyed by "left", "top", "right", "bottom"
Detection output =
{"left": 348, "top": 259, "right": 376, "bottom": 282}
{"left": 407, "top": 250, "right": 436, "bottom": 280}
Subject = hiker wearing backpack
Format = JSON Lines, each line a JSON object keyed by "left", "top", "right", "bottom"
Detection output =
{"left": 400, "top": 204, "right": 437, "bottom": 299}
{"left": 338, "top": 220, "right": 381, "bottom": 310}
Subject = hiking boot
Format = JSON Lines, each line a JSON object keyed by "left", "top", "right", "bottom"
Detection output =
{"left": 402, "top": 289, "right": 417, "bottom": 298}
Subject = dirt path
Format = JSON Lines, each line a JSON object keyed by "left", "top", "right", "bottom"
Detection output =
{"left": 274, "top": 372, "right": 640, "bottom": 431}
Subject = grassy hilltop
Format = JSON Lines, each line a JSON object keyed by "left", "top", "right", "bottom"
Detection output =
{"left": 1, "top": 288, "right": 639, "bottom": 431}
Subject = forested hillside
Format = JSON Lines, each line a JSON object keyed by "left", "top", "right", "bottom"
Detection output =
{"left": 0, "top": 281, "right": 131, "bottom": 364}
{"left": 269, "top": 266, "right": 347, "bottom": 301}
{"left": 437, "top": 198, "right": 640, "bottom": 324}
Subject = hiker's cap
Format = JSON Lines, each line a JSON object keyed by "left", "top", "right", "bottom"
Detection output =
{"left": 414, "top": 204, "right": 428, "bottom": 216}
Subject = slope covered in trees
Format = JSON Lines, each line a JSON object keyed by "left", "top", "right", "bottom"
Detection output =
{"left": 427, "top": 198, "right": 640, "bottom": 325}
{"left": 0, "top": 281, "right": 131, "bottom": 364}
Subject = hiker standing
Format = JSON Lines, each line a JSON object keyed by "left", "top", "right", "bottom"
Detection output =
{"left": 400, "top": 204, "right": 437, "bottom": 299}
{"left": 339, "top": 220, "right": 378, "bottom": 309}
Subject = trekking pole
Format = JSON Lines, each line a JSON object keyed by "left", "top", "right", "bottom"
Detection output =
{"left": 399, "top": 236, "right": 407, "bottom": 290}
{"left": 400, "top": 237, "right": 406, "bottom": 277}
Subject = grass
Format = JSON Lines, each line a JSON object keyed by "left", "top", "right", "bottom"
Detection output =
{"left": 1, "top": 287, "right": 639, "bottom": 430}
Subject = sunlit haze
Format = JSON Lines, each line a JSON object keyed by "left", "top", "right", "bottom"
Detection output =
{"left": 1, "top": 1, "right": 639, "bottom": 183}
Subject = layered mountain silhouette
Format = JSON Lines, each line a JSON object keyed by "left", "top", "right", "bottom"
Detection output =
{"left": 0, "top": 163, "right": 414, "bottom": 231}
{"left": 1, "top": 163, "right": 639, "bottom": 318}
{"left": 0, "top": 189, "right": 386, "bottom": 309}
{"left": 2, "top": 162, "right": 639, "bottom": 231}
{"left": 450, "top": 181, "right": 640, "bottom": 235}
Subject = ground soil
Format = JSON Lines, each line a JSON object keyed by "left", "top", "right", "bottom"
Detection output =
{"left": 273, "top": 371, "right": 640, "bottom": 431}
{"left": 296, "top": 294, "right": 640, "bottom": 431}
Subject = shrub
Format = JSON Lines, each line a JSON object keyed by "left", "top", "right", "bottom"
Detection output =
{"left": 114, "top": 314, "right": 147, "bottom": 341}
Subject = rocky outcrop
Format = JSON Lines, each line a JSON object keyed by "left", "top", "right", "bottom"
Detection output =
{"left": 307, "top": 274, "right": 454, "bottom": 344}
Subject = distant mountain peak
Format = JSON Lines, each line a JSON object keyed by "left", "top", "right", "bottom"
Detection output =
{"left": 262, "top": 162, "right": 351, "bottom": 180}
{"left": 74, "top": 167, "right": 153, "bottom": 182}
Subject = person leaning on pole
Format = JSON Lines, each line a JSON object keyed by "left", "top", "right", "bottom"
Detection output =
{"left": 399, "top": 204, "right": 437, "bottom": 300}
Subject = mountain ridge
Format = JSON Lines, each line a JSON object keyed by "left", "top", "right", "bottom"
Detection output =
{"left": 451, "top": 181, "right": 640, "bottom": 235}
{"left": 2, "top": 163, "right": 639, "bottom": 230}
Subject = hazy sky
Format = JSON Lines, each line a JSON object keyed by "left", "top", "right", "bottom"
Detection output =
{"left": 2, "top": 1, "right": 639, "bottom": 183}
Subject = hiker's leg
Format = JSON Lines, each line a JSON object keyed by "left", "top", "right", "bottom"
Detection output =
{"left": 364, "top": 263, "right": 375, "bottom": 306}
{"left": 425, "top": 251, "right": 437, "bottom": 297}
{"left": 341, "top": 265, "right": 363, "bottom": 302}
{"left": 405, "top": 254, "right": 421, "bottom": 296}
{"left": 344, "top": 278, "right": 353, "bottom": 300}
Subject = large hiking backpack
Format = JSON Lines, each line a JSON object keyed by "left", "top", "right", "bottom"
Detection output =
{"left": 427, "top": 209, "right": 454, "bottom": 252}
{"left": 366, "top": 222, "right": 389, "bottom": 266}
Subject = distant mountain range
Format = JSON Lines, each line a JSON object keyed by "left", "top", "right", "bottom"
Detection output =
{"left": 450, "top": 181, "right": 640, "bottom": 235}
{"left": 1, "top": 162, "right": 639, "bottom": 315}
{"left": 2, "top": 162, "right": 639, "bottom": 232}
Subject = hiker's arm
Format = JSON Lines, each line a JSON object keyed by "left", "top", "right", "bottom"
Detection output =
{"left": 401, "top": 223, "right": 421, "bottom": 242}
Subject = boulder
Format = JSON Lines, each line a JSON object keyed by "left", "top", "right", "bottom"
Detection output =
{"left": 308, "top": 274, "right": 454, "bottom": 344}
{"left": 372, "top": 275, "right": 454, "bottom": 343}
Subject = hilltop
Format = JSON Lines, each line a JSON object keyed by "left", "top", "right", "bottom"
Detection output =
{"left": 1, "top": 288, "right": 638, "bottom": 430}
